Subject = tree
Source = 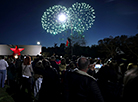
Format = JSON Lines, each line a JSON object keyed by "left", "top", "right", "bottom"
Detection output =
{"left": 41, "top": 33, "right": 138, "bottom": 61}
{"left": 90, "top": 45, "right": 101, "bottom": 58}
{"left": 125, "top": 34, "right": 138, "bottom": 58}
{"left": 59, "top": 43, "right": 66, "bottom": 56}
{"left": 98, "top": 36, "right": 117, "bottom": 58}
{"left": 65, "top": 31, "right": 87, "bottom": 58}
{"left": 65, "top": 30, "right": 87, "bottom": 46}
{"left": 98, "top": 34, "right": 138, "bottom": 60}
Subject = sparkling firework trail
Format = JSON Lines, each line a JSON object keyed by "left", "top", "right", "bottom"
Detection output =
{"left": 41, "top": 5, "right": 70, "bottom": 35}
{"left": 41, "top": 2, "right": 95, "bottom": 36}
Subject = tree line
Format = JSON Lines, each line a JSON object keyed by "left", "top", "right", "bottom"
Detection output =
{"left": 42, "top": 33, "right": 138, "bottom": 61}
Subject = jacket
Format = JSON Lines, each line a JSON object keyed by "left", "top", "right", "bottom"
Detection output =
{"left": 123, "top": 66, "right": 138, "bottom": 102}
{"left": 64, "top": 69, "right": 104, "bottom": 102}
{"left": 38, "top": 67, "right": 60, "bottom": 102}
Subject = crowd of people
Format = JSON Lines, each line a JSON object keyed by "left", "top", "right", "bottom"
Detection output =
{"left": 0, "top": 54, "right": 138, "bottom": 102}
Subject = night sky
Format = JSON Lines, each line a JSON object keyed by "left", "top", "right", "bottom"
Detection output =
{"left": 0, "top": 0, "right": 138, "bottom": 47}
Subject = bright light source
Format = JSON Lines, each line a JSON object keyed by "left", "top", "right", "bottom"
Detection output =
{"left": 60, "top": 56, "right": 62, "bottom": 58}
{"left": 14, "top": 55, "right": 18, "bottom": 59}
{"left": 37, "top": 41, "right": 40, "bottom": 45}
{"left": 58, "top": 13, "right": 67, "bottom": 22}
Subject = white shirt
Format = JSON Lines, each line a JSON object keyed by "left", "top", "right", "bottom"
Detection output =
{"left": 0, "top": 59, "right": 9, "bottom": 70}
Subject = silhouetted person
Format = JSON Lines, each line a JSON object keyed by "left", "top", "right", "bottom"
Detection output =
{"left": 64, "top": 57, "right": 104, "bottom": 102}
{"left": 50, "top": 56, "right": 59, "bottom": 74}
{"left": 38, "top": 59, "right": 60, "bottom": 102}
{"left": 96, "top": 61, "right": 122, "bottom": 102}
{"left": 123, "top": 63, "right": 138, "bottom": 102}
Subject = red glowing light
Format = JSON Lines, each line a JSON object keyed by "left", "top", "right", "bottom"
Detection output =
{"left": 10, "top": 45, "right": 24, "bottom": 56}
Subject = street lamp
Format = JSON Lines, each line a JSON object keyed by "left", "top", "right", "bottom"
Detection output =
{"left": 37, "top": 41, "right": 40, "bottom": 45}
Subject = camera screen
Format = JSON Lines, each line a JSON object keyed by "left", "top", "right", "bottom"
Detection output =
{"left": 95, "top": 64, "right": 102, "bottom": 68}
